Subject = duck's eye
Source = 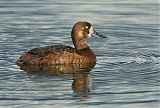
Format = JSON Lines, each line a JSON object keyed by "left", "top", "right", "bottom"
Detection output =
{"left": 82, "top": 26, "right": 89, "bottom": 30}
{"left": 85, "top": 26, "right": 89, "bottom": 29}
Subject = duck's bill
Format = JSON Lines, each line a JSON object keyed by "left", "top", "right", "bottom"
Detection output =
{"left": 94, "top": 31, "right": 106, "bottom": 38}
{"left": 89, "top": 26, "right": 106, "bottom": 38}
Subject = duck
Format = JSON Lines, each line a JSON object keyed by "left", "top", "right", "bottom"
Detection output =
{"left": 16, "top": 21, "right": 106, "bottom": 65}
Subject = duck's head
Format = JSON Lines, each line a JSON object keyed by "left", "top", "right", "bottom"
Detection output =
{"left": 71, "top": 21, "right": 106, "bottom": 50}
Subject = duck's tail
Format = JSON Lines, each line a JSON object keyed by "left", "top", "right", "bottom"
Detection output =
{"left": 16, "top": 53, "right": 39, "bottom": 65}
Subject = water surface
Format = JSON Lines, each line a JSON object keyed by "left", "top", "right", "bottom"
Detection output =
{"left": 0, "top": 0, "right": 159, "bottom": 108}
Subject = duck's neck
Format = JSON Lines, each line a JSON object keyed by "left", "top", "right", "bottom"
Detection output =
{"left": 71, "top": 31, "right": 96, "bottom": 61}
{"left": 73, "top": 39, "right": 89, "bottom": 50}
{"left": 72, "top": 30, "right": 89, "bottom": 50}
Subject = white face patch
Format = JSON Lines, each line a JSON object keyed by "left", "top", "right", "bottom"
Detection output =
{"left": 88, "top": 26, "right": 94, "bottom": 37}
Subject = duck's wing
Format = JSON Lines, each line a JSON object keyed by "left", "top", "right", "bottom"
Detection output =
{"left": 28, "top": 45, "right": 78, "bottom": 57}
{"left": 16, "top": 45, "right": 80, "bottom": 65}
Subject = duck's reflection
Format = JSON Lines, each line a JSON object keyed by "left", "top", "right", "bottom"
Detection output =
{"left": 18, "top": 62, "right": 95, "bottom": 95}
{"left": 72, "top": 73, "right": 90, "bottom": 93}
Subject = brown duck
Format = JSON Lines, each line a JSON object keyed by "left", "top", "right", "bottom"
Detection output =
{"left": 16, "top": 21, "right": 106, "bottom": 65}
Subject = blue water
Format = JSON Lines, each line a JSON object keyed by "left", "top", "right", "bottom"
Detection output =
{"left": 0, "top": 0, "right": 160, "bottom": 108}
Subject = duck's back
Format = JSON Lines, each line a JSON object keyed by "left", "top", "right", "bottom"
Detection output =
{"left": 16, "top": 45, "right": 79, "bottom": 65}
{"left": 16, "top": 45, "right": 96, "bottom": 65}
{"left": 28, "top": 45, "right": 78, "bottom": 57}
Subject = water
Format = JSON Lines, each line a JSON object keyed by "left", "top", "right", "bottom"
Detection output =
{"left": 0, "top": 0, "right": 159, "bottom": 108}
